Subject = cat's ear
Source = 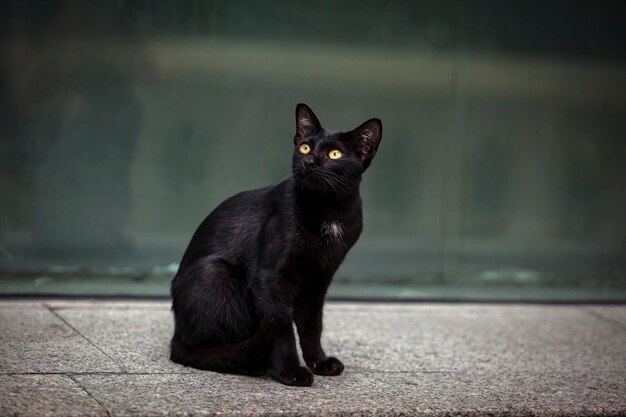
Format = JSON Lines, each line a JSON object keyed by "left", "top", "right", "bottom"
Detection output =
{"left": 294, "top": 103, "right": 322, "bottom": 143}
{"left": 349, "top": 118, "right": 382, "bottom": 170}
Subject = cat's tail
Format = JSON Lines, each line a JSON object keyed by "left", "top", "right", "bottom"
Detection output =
{"left": 170, "top": 320, "right": 275, "bottom": 375}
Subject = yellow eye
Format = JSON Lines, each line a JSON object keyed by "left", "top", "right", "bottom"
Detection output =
{"left": 328, "top": 149, "right": 343, "bottom": 159}
{"left": 299, "top": 144, "right": 311, "bottom": 154}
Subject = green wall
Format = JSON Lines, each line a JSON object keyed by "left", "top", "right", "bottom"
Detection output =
{"left": 1, "top": 1, "right": 625, "bottom": 299}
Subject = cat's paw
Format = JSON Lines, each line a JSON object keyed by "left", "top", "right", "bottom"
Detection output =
{"left": 275, "top": 366, "right": 314, "bottom": 386}
{"left": 311, "top": 357, "right": 344, "bottom": 376}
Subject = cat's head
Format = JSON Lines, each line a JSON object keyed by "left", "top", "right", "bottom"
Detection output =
{"left": 292, "top": 103, "right": 382, "bottom": 197}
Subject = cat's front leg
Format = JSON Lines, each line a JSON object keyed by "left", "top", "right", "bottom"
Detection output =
{"left": 294, "top": 298, "right": 344, "bottom": 376}
{"left": 256, "top": 279, "right": 314, "bottom": 386}
{"left": 267, "top": 321, "right": 314, "bottom": 386}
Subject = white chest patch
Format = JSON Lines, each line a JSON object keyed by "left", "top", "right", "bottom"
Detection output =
{"left": 321, "top": 221, "right": 344, "bottom": 243}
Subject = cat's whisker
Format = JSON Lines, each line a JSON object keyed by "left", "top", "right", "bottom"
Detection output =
{"left": 274, "top": 164, "right": 294, "bottom": 181}
{"left": 319, "top": 170, "right": 349, "bottom": 185}
{"left": 316, "top": 171, "right": 356, "bottom": 199}
{"left": 316, "top": 176, "right": 342, "bottom": 198}
{"left": 315, "top": 172, "right": 353, "bottom": 200}
{"left": 324, "top": 177, "right": 342, "bottom": 199}
{"left": 328, "top": 172, "right": 353, "bottom": 188}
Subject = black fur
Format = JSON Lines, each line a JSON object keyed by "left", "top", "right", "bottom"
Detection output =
{"left": 170, "top": 103, "right": 382, "bottom": 386}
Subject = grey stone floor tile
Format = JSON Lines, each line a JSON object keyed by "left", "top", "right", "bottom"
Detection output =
{"left": 1, "top": 301, "right": 625, "bottom": 416}
{"left": 0, "top": 374, "right": 108, "bottom": 417}
{"left": 323, "top": 306, "right": 626, "bottom": 374}
{"left": 587, "top": 306, "right": 626, "bottom": 328}
{"left": 0, "top": 307, "right": 123, "bottom": 373}
{"left": 73, "top": 371, "right": 626, "bottom": 417}
{"left": 326, "top": 302, "right": 590, "bottom": 316}
{"left": 54, "top": 307, "right": 199, "bottom": 374}
{"left": 0, "top": 300, "right": 45, "bottom": 309}
{"left": 50, "top": 303, "right": 626, "bottom": 376}
{"left": 46, "top": 300, "right": 170, "bottom": 309}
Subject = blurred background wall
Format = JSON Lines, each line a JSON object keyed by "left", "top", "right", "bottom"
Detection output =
{"left": 1, "top": 1, "right": 625, "bottom": 299}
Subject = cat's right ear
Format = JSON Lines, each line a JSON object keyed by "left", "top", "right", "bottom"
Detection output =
{"left": 349, "top": 118, "right": 382, "bottom": 170}
{"left": 294, "top": 103, "right": 322, "bottom": 144}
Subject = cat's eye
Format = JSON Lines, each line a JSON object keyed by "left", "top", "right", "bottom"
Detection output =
{"left": 328, "top": 150, "right": 343, "bottom": 160}
{"left": 299, "top": 144, "right": 311, "bottom": 154}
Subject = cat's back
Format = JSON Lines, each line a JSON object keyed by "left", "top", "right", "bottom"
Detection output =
{"left": 179, "top": 181, "right": 290, "bottom": 268}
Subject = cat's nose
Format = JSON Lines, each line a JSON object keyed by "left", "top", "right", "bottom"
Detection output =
{"left": 303, "top": 156, "right": 316, "bottom": 168}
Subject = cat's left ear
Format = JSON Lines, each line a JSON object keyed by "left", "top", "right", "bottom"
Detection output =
{"left": 349, "top": 118, "right": 382, "bottom": 170}
{"left": 294, "top": 103, "right": 322, "bottom": 143}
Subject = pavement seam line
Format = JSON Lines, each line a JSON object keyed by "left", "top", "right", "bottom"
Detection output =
{"left": 67, "top": 374, "right": 112, "bottom": 417}
{"left": 45, "top": 304, "right": 129, "bottom": 373}
{"left": 1, "top": 371, "right": 197, "bottom": 376}
{"left": 584, "top": 308, "right": 626, "bottom": 332}
{"left": 0, "top": 370, "right": 456, "bottom": 376}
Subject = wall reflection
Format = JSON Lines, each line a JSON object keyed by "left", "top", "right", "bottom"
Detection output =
{"left": 1, "top": 1, "right": 625, "bottom": 298}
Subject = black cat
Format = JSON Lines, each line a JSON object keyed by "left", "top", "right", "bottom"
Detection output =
{"left": 170, "top": 103, "right": 382, "bottom": 386}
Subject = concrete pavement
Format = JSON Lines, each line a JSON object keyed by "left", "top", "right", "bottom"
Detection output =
{"left": 1, "top": 300, "right": 625, "bottom": 416}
